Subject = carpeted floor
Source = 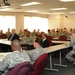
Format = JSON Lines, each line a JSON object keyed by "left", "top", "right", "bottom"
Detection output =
{"left": 42, "top": 57, "right": 75, "bottom": 75}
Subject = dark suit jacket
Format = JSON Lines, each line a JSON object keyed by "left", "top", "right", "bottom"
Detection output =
{"left": 42, "top": 39, "right": 50, "bottom": 48}
{"left": 8, "top": 33, "right": 19, "bottom": 41}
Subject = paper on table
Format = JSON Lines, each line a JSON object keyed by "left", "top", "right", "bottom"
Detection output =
{"left": 0, "top": 52, "right": 11, "bottom": 61}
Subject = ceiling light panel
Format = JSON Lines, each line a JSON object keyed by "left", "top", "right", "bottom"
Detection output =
{"left": 25, "top": 10, "right": 39, "bottom": 12}
{"left": 69, "top": 12, "right": 75, "bottom": 13}
{"left": 50, "top": 8, "right": 67, "bottom": 10}
{"left": 59, "top": 0, "right": 75, "bottom": 2}
{"left": 50, "top": 13, "right": 65, "bottom": 14}
{"left": 20, "top": 2, "right": 41, "bottom": 6}
{"left": 0, "top": 8, "right": 12, "bottom": 11}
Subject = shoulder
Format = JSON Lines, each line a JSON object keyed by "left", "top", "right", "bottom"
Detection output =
{"left": 14, "top": 33, "right": 19, "bottom": 36}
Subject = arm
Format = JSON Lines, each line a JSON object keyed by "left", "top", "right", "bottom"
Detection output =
{"left": 0, "top": 55, "right": 9, "bottom": 72}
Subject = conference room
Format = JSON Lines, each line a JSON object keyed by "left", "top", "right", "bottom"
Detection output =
{"left": 0, "top": 0, "right": 75, "bottom": 75}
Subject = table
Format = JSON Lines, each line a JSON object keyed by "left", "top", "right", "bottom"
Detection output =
{"left": 52, "top": 37, "right": 71, "bottom": 41}
{"left": 0, "top": 52, "right": 11, "bottom": 61}
{"left": 0, "top": 39, "right": 11, "bottom": 45}
{"left": 0, "top": 39, "right": 70, "bottom": 45}
{"left": 44, "top": 43, "right": 70, "bottom": 54}
{"left": 52, "top": 40, "right": 70, "bottom": 44}
{"left": 0, "top": 39, "right": 32, "bottom": 51}
{"left": 0, "top": 43, "right": 70, "bottom": 71}
{"left": 0, "top": 39, "right": 70, "bottom": 72}
{"left": 44, "top": 41, "right": 70, "bottom": 71}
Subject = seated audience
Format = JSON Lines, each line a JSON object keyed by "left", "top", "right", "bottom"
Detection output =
{"left": 0, "top": 40, "right": 30, "bottom": 75}
{"left": 26, "top": 37, "right": 45, "bottom": 64}
{"left": 66, "top": 33, "right": 75, "bottom": 63}
{"left": 31, "top": 29, "right": 38, "bottom": 37}
{"left": 21, "top": 31, "right": 34, "bottom": 45}
{"left": 36, "top": 29, "right": 40, "bottom": 36}
{"left": 51, "top": 29, "right": 56, "bottom": 38}
{"left": 0, "top": 30, "right": 7, "bottom": 39}
{"left": 47, "top": 29, "right": 52, "bottom": 36}
{"left": 21, "top": 31, "right": 34, "bottom": 50}
{"left": 6, "top": 28, "right": 11, "bottom": 38}
{"left": 0, "top": 30, "right": 3, "bottom": 35}
{"left": 38, "top": 31, "right": 44, "bottom": 38}
{"left": 8, "top": 29, "right": 19, "bottom": 41}
{"left": 18, "top": 29, "right": 24, "bottom": 38}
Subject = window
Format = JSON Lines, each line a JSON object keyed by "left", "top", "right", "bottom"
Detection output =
{"left": 0, "top": 16, "right": 16, "bottom": 33}
{"left": 24, "top": 16, "right": 48, "bottom": 32}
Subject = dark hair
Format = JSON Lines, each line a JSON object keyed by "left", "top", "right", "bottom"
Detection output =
{"left": 35, "top": 37, "right": 42, "bottom": 46}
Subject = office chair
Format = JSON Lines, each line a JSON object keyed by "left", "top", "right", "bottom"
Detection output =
{"left": 7, "top": 62, "right": 30, "bottom": 75}
{"left": 58, "top": 35, "right": 67, "bottom": 41}
{"left": 47, "top": 36, "right": 53, "bottom": 40}
{"left": 47, "top": 36, "right": 53, "bottom": 46}
{"left": 28, "top": 53, "right": 48, "bottom": 75}
{"left": 0, "top": 34, "right": 7, "bottom": 39}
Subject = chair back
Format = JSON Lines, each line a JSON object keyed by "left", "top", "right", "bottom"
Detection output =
{"left": 18, "top": 67, "right": 29, "bottom": 75}
{"left": 47, "top": 36, "right": 53, "bottom": 46}
{"left": 7, "top": 62, "right": 30, "bottom": 75}
{"left": 28, "top": 53, "right": 48, "bottom": 75}
{"left": 0, "top": 34, "right": 7, "bottom": 39}
{"left": 47, "top": 36, "right": 52, "bottom": 40}
{"left": 58, "top": 35, "right": 67, "bottom": 41}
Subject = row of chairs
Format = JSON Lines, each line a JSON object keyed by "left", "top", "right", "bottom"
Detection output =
{"left": 47, "top": 35, "right": 67, "bottom": 46}
{"left": 0, "top": 34, "right": 7, "bottom": 39}
{"left": 38, "top": 35, "right": 67, "bottom": 46}
{"left": 47, "top": 35, "right": 67, "bottom": 41}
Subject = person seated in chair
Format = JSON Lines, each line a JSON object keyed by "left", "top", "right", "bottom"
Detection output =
{"left": 41, "top": 33, "right": 50, "bottom": 48}
{"left": 8, "top": 29, "right": 19, "bottom": 41}
{"left": 66, "top": 33, "right": 75, "bottom": 64}
{"left": 0, "top": 40, "right": 30, "bottom": 75}
{"left": 26, "top": 37, "right": 45, "bottom": 64}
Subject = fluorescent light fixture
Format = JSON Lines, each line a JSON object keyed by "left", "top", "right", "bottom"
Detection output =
{"left": 50, "top": 8, "right": 67, "bottom": 10}
{"left": 59, "top": 0, "right": 75, "bottom": 2}
{"left": 49, "top": 12, "right": 65, "bottom": 14}
{"left": 25, "top": 10, "right": 39, "bottom": 12}
{"left": 0, "top": 8, "right": 13, "bottom": 11}
{"left": 69, "top": 12, "right": 75, "bottom": 13}
{"left": 0, "top": 5, "right": 10, "bottom": 8}
{"left": 20, "top": 2, "right": 41, "bottom": 6}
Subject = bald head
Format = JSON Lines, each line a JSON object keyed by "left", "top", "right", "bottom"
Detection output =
{"left": 11, "top": 40, "right": 21, "bottom": 51}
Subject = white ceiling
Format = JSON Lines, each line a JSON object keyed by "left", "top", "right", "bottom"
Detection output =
{"left": 0, "top": 0, "right": 75, "bottom": 15}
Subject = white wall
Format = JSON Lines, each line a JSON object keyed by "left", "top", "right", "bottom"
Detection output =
{"left": 48, "top": 14, "right": 75, "bottom": 31}
{"left": 48, "top": 14, "right": 61, "bottom": 30}
{"left": 63, "top": 14, "right": 75, "bottom": 31}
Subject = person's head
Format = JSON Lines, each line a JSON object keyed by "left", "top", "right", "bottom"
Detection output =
{"left": 19, "top": 29, "right": 22, "bottom": 32}
{"left": 33, "top": 29, "right": 36, "bottom": 32}
{"left": 42, "top": 33, "right": 47, "bottom": 39}
{"left": 0, "top": 30, "right": 3, "bottom": 34}
{"left": 48, "top": 29, "right": 51, "bottom": 33}
{"left": 33, "top": 37, "right": 42, "bottom": 48}
{"left": 11, "top": 40, "right": 21, "bottom": 51}
{"left": 71, "top": 33, "right": 75, "bottom": 38}
{"left": 11, "top": 29, "right": 16, "bottom": 34}
{"left": 26, "top": 31, "right": 30, "bottom": 37}
{"left": 8, "top": 28, "right": 10, "bottom": 32}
